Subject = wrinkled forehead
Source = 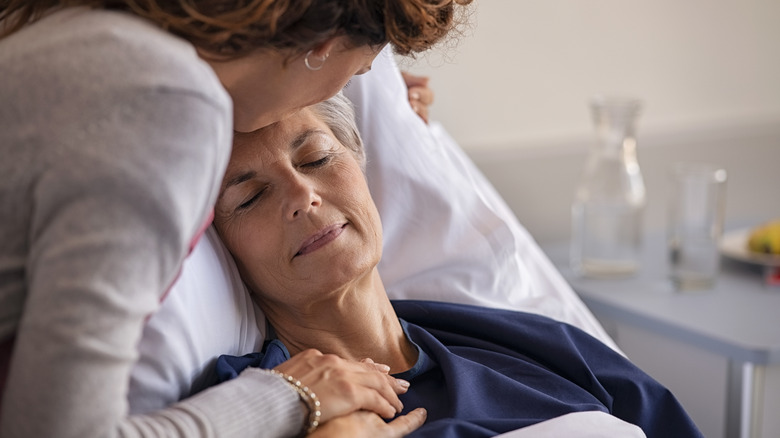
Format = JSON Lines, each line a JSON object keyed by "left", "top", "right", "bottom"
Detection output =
{"left": 231, "top": 107, "right": 324, "bottom": 157}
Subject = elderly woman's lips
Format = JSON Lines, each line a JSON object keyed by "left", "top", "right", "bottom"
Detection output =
{"left": 295, "top": 224, "right": 347, "bottom": 257}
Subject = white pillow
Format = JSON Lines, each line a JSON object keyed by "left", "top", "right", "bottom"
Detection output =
{"left": 129, "top": 47, "right": 617, "bottom": 414}
{"left": 128, "top": 227, "right": 265, "bottom": 414}
{"left": 347, "top": 48, "right": 615, "bottom": 347}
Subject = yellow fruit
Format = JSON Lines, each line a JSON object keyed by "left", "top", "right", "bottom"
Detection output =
{"left": 747, "top": 220, "right": 780, "bottom": 255}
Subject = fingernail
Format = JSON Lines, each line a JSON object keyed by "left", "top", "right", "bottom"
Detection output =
{"left": 396, "top": 379, "right": 410, "bottom": 389}
{"left": 410, "top": 91, "right": 420, "bottom": 100}
{"left": 376, "top": 363, "right": 391, "bottom": 373}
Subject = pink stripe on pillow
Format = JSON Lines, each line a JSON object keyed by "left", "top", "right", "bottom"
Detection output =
{"left": 159, "top": 208, "right": 215, "bottom": 305}
{"left": 189, "top": 209, "right": 214, "bottom": 255}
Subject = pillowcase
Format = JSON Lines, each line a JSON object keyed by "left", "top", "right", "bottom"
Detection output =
{"left": 128, "top": 226, "right": 266, "bottom": 414}
{"left": 129, "top": 46, "right": 617, "bottom": 414}
{"left": 348, "top": 48, "right": 615, "bottom": 347}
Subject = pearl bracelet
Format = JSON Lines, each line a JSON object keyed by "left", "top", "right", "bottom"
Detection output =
{"left": 269, "top": 370, "right": 321, "bottom": 436}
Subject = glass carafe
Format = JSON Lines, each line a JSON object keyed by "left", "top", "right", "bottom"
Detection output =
{"left": 570, "top": 96, "right": 646, "bottom": 277}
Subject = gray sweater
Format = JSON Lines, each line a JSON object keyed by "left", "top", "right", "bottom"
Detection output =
{"left": 0, "top": 8, "right": 302, "bottom": 437}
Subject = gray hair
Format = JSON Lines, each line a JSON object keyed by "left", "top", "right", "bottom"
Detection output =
{"left": 310, "top": 93, "right": 366, "bottom": 172}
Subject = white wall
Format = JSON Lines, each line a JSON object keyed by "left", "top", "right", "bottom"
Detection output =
{"left": 400, "top": 0, "right": 780, "bottom": 244}
{"left": 401, "top": 0, "right": 780, "bottom": 151}
{"left": 398, "top": 5, "right": 780, "bottom": 436}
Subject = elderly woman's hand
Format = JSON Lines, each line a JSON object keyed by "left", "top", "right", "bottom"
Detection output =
{"left": 274, "top": 349, "right": 410, "bottom": 423}
{"left": 401, "top": 71, "right": 434, "bottom": 124}
{"left": 310, "top": 408, "right": 427, "bottom": 438}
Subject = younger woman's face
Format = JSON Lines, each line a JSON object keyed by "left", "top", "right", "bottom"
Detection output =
{"left": 223, "top": 40, "right": 384, "bottom": 132}
{"left": 213, "top": 107, "right": 382, "bottom": 307}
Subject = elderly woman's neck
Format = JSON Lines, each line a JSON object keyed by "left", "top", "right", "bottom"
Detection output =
{"left": 262, "top": 270, "right": 418, "bottom": 374}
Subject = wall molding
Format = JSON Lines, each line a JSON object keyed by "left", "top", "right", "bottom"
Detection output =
{"left": 464, "top": 114, "right": 780, "bottom": 244}
{"left": 463, "top": 112, "right": 780, "bottom": 163}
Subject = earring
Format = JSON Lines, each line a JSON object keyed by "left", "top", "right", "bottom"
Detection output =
{"left": 304, "top": 50, "right": 328, "bottom": 71}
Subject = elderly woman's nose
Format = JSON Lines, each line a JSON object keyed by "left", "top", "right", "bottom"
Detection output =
{"left": 285, "top": 175, "right": 322, "bottom": 219}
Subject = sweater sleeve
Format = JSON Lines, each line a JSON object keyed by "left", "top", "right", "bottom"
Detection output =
{"left": 2, "top": 89, "right": 304, "bottom": 438}
{"left": 122, "top": 369, "right": 306, "bottom": 437}
{"left": 0, "top": 10, "right": 304, "bottom": 437}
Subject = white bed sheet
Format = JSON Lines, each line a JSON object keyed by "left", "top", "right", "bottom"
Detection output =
{"left": 496, "top": 412, "right": 646, "bottom": 438}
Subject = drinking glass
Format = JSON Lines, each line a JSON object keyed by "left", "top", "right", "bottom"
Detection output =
{"left": 667, "top": 163, "right": 727, "bottom": 291}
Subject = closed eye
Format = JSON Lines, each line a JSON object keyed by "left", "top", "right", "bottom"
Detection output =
{"left": 301, "top": 155, "right": 331, "bottom": 169}
{"left": 238, "top": 188, "right": 266, "bottom": 210}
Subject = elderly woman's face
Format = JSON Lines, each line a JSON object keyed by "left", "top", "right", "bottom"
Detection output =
{"left": 214, "top": 108, "right": 382, "bottom": 306}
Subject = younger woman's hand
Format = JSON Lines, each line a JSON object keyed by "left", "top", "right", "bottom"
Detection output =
{"left": 274, "top": 349, "right": 410, "bottom": 423}
{"left": 310, "top": 408, "right": 427, "bottom": 438}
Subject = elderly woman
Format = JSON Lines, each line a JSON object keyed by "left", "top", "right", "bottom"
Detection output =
{"left": 211, "top": 94, "right": 704, "bottom": 438}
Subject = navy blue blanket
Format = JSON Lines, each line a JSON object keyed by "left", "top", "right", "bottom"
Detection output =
{"left": 216, "top": 300, "right": 702, "bottom": 438}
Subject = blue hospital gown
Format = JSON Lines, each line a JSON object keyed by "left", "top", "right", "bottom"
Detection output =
{"left": 216, "top": 300, "right": 703, "bottom": 438}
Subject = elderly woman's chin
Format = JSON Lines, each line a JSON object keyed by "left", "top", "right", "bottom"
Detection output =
{"left": 295, "top": 233, "right": 380, "bottom": 287}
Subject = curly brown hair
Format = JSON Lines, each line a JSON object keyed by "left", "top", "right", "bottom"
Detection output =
{"left": 0, "top": 0, "right": 472, "bottom": 57}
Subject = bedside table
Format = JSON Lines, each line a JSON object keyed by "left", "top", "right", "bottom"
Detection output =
{"left": 542, "top": 235, "right": 780, "bottom": 438}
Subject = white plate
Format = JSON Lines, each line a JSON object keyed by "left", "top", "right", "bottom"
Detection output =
{"left": 720, "top": 228, "right": 780, "bottom": 267}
